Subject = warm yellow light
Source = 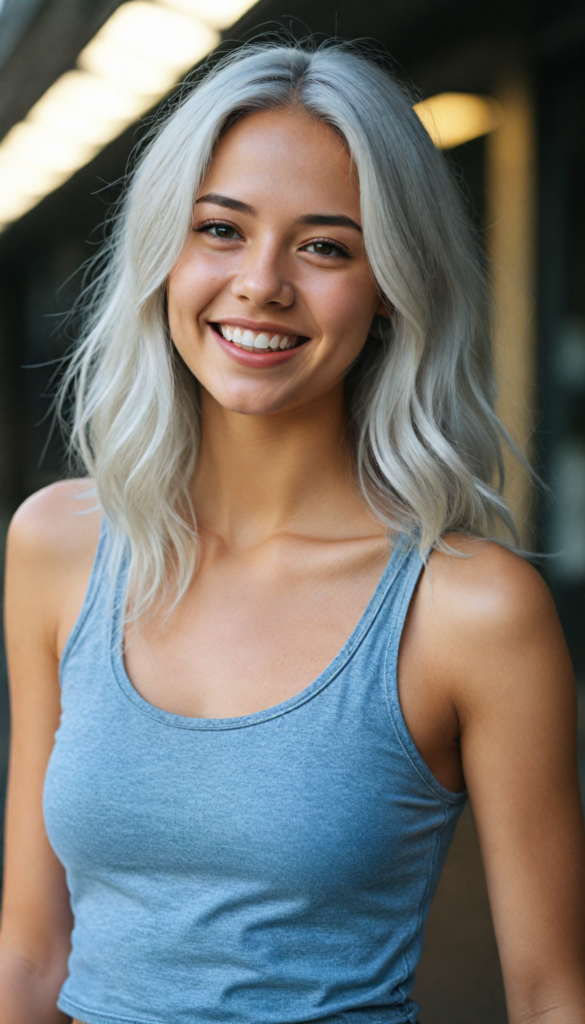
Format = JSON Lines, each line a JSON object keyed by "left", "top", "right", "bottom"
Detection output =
{"left": 414, "top": 93, "right": 503, "bottom": 149}
{"left": 159, "top": 0, "right": 258, "bottom": 29}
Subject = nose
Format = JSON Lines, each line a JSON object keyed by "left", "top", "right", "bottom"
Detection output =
{"left": 231, "top": 236, "right": 294, "bottom": 309}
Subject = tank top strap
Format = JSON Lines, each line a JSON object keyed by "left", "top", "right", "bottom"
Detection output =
{"left": 382, "top": 539, "right": 467, "bottom": 806}
{"left": 59, "top": 515, "right": 110, "bottom": 678}
{"left": 384, "top": 532, "right": 426, "bottom": 627}
{"left": 370, "top": 532, "right": 425, "bottom": 639}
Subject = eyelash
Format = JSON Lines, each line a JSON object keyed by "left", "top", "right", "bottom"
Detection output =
{"left": 195, "top": 220, "right": 351, "bottom": 259}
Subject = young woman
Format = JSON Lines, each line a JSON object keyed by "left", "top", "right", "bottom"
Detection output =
{"left": 1, "top": 42, "right": 584, "bottom": 1024}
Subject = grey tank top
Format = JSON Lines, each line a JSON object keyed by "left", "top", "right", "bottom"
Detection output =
{"left": 43, "top": 520, "right": 467, "bottom": 1024}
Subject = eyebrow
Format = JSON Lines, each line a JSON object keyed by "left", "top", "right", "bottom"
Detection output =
{"left": 196, "top": 193, "right": 254, "bottom": 215}
{"left": 297, "top": 213, "right": 362, "bottom": 233}
{"left": 195, "top": 193, "right": 362, "bottom": 233}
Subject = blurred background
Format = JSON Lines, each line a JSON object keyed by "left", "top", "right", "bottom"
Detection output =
{"left": 0, "top": 0, "right": 584, "bottom": 1020}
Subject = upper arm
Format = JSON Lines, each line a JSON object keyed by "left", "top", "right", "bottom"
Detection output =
{"left": 427, "top": 539, "right": 585, "bottom": 1019}
{"left": 1, "top": 481, "right": 100, "bottom": 972}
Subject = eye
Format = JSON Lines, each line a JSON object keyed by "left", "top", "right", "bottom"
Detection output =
{"left": 302, "top": 239, "right": 350, "bottom": 258}
{"left": 196, "top": 220, "right": 242, "bottom": 240}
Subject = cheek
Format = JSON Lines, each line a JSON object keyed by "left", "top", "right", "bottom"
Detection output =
{"left": 167, "top": 252, "right": 227, "bottom": 341}
{"left": 312, "top": 271, "right": 379, "bottom": 351}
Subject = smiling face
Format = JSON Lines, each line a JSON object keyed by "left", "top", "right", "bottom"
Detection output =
{"left": 167, "top": 106, "right": 385, "bottom": 417}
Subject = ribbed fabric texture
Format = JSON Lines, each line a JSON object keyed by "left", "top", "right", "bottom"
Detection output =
{"left": 44, "top": 521, "right": 467, "bottom": 1024}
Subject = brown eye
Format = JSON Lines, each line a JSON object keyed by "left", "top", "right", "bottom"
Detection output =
{"left": 304, "top": 239, "right": 350, "bottom": 258}
{"left": 195, "top": 221, "right": 242, "bottom": 240}
{"left": 313, "top": 241, "right": 335, "bottom": 255}
{"left": 210, "top": 224, "right": 238, "bottom": 239}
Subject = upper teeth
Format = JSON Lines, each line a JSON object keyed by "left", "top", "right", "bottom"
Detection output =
{"left": 219, "top": 324, "right": 298, "bottom": 350}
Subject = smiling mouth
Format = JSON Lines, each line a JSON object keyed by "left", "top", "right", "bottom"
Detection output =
{"left": 213, "top": 323, "right": 309, "bottom": 351}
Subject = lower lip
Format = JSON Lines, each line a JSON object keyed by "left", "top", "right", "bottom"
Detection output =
{"left": 211, "top": 326, "right": 308, "bottom": 367}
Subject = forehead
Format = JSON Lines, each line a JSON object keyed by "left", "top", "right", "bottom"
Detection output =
{"left": 199, "top": 107, "right": 359, "bottom": 216}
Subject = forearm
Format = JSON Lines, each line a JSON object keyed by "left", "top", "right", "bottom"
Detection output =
{"left": 0, "top": 947, "right": 69, "bottom": 1024}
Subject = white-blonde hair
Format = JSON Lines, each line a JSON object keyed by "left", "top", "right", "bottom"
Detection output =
{"left": 62, "top": 41, "right": 522, "bottom": 618}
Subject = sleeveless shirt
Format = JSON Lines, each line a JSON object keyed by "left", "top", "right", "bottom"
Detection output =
{"left": 43, "top": 520, "right": 467, "bottom": 1024}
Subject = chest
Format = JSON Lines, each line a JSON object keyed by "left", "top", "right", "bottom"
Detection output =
{"left": 124, "top": 541, "right": 393, "bottom": 719}
{"left": 47, "top": 644, "right": 449, "bottom": 894}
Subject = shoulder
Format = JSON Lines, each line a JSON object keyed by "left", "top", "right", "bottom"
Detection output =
{"left": 424, "top": 533, "right": 555, "bottom": 638}
{"left": 411, "top": 533, "right": 571, "bottom": 715}
{"left": 5, "top": 480, "right": 103, "bottom": 655}
{"left": 7, "top": 478, "right": 102, "bottom": 569}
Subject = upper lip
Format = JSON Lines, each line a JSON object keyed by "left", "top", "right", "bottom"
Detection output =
{"left": 210, "top": 317, "right": 307, "bottom": 336}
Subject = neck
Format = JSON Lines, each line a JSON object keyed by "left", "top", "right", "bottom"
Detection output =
{"left": 191, "top": 385, "right": 365, "bottom": 547}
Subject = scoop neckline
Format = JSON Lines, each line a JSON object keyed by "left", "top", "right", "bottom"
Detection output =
{"left": 110, "top": 537, "right": 412, "bottom": 731}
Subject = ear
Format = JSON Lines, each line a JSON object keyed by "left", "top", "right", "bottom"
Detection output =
{"left": 375, "top": 297, "right": 393, "bottom": 319}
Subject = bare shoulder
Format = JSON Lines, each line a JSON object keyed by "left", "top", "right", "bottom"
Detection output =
{"left": 412, "top": 533, "right": 572, "bottom": 714}
{"left": 5, "top": 480, "right": 103, "bottom": 658}
{"left": 7, "top": 478, "right": 102, "bottom": 568}
{"left": 425, "top": 533, "right": 555, "bottom": 636}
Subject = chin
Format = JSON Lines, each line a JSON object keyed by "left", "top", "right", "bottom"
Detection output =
{"left": 212, "top": 385, "right": 294, "bottom": 418}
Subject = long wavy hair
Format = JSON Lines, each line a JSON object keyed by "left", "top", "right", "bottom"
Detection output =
{"left": 61, "top": 41, "right": 523, "bottom": 619}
